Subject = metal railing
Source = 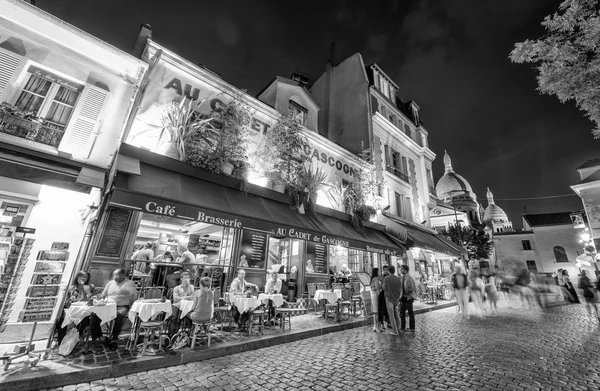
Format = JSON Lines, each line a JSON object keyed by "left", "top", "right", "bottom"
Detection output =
{"left": 0, "top": 112, "right": 65, "bottom": 148}
{"left": 386, "top": 165, "right": 410, "bottom": 183}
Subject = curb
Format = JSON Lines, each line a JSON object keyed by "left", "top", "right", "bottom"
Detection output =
{"left": 5, "top": 302, "right": 456, "bottom": 391}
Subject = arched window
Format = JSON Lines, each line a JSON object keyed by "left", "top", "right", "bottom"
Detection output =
{"left": 553, "top": 246, "right": 569, "bottom": 263}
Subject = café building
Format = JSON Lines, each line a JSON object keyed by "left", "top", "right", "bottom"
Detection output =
{"left": 83, "top": 37, "right": 404, "bottom": 300}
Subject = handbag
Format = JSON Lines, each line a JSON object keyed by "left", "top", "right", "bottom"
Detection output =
{"left": 58, "top": 327, "right": 79, "bottom": 356}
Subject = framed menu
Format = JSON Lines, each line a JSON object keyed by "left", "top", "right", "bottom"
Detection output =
{"left": 96, "top": 207, "right": 133, "bottom": 258}
{"left": 306, "top": 241, "right": 328, "bottom": 273}
{"left": 239, "top": 229, "right": 267, "bottom": 269}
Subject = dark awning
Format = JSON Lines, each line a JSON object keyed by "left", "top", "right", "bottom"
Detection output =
{"left": 111, "top": 149, "right": 403, "bottom": 256}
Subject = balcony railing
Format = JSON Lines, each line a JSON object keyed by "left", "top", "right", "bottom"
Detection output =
{"left": 386, "top": 165, "right": 410, "bottom": 183}
{"left": 429, "top": 185, "right": 436, "bottom": 196}
{"left": 0, "top": 112, "right": 65, "bottom": 148}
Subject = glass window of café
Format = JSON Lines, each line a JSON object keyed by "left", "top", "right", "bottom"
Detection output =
{"left": 130, "top": 212, "right": 235, "bottom": 290}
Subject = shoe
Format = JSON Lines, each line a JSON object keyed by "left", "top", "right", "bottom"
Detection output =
{"left": 386, "top": 331, "right": 399, "bottom": 336}
{"left": 408, "top": 329, "right": 415, "bottom": 332}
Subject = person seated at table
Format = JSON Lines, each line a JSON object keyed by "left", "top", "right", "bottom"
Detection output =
{"left": 264, "top": 271, "right": 282, "bottom": 323}
{"left": 187, "top": 277, "right": 214, "bottom": 324}
{"left": 168, "top": 271, "right": 195, "bottom": 337}
{"left": 92, "top": 268, "right": 137, "bottom": 346}
{"left": 230, "top": 269, "right": 259, "bottom": 327}
{"left": 176, "top": 244, "right": 196, "bottom": 264}
{"left": 56, "top": 271, "right": 98, "bottom": 345}
{"left": 132, "top": 242, "right": 155, "bottom": 273}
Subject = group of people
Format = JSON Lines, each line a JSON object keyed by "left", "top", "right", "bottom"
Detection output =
{"left": 369, "top": 264, "right": 417, "bottom": 335}
{"left": 229, "top": 269, "right": 283, "bottom": 327}
{"left": 57, "top": 268, "right": 216, "bottom": 351}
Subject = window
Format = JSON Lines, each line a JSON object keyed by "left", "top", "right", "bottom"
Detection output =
{"left": 389, "top": 114, "right": 396, "bottom": 125}
{"left": 380, "top": 105, "right": 387, "bottom": 117}
{"left": 403, "top": 123, "right": 411, "bottom": 138}
{"left": 391, "top": 150, "right": 398, "bottom": 169}
{"left": 401, "top": 156, "right": 408, "bottom": 174}
{"left": 526, "top": 260, "right": 538, "bottom": 272}
{"left": 395, "top": 192, "right": 404, "bottom": 218}
{"left": 384, "top": 145, "right": 390, "bottom": 166}
{"left": 522, "top": 240, "right": 532, "bottom": 250}
{"left": 553, "top": 246, "right": 569, "bottom": 263}
{"left": 289, "top": 100, "right": 307, "bottom": 125}
{"left": 15, "top": 73, "right": 81, "bottom": 134}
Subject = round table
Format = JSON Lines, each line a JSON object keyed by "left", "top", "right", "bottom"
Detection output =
{"left": 229, "top": 294, "right": 260, "bottom": 313}
{"left": 178, "top": 299, "right": 194, "bottom": 319}
{"left": 128, "top": 299, "right": 173, "bottom": 323}
{"left": 313, "top": 289, "right": 341, "bottom": 304}
{"left": 257, "top": 293, "right": 284, "bottom": 308}
{"left": 62, "top": 301, "right": 117, "bottom": 328}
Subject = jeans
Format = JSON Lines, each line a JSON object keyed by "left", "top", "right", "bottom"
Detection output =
{"left": 385, "top": 299, "right": 401, "bottom": 334}
{"left": 455, "top": 289, "right": 468, "bottom": 317}
{"left": 378, "top": 291, "right": 389, "bottom": 324}
{"left": 90, "top": 305, "right": 130, "bottom": 341}
{"left": 399, "top": 298, "right": 415, "bottom": 330}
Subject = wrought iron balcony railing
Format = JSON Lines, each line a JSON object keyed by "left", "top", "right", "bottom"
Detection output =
{"left": 0, "top": 112, "right": 65, "bottom": 148}
{"left": 386, "top": 165, "right": 410, "bottom": 184}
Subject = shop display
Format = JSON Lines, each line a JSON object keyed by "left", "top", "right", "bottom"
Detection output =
{"left": 239, "top": 230, "right": 267, "bottom": 269}
{"left": 306, "top": 241, "right": 327, "bottom": 273}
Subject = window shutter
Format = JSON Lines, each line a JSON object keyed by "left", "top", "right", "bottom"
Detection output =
{"left": 59, "top": 84, "right": 109, "bottom": 158}
{"left": 0, "top": 50, "right": 23, "bottom": 99}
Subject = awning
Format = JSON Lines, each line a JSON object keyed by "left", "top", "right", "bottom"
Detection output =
{"left": 110, "top": 150, "right": 403, "bottom": 256}
{"left": 0, "top": 145, "right": 105, "bottom": 193}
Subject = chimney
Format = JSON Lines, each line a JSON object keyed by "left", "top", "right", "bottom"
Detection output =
{"left": 291, "top": 71, "right": 314, "bottom": 90}
{"left": 132, "top": 24, "right": 152, "bottom": 59}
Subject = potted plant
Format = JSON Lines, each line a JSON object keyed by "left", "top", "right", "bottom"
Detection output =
{"left": 156, "top": 98, "right": 216, "bottom": 161}
{"left": 291, "top": 165, "right": 328, "bottom": 217}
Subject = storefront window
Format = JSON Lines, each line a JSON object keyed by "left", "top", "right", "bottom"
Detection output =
{"left": 267, "top": 236, "right": 289, "bottom": 272}
{"left": 328, "top": 245, "right": 348, "bottom": 274}
{"left": 238, "top": 229, "right": 268, "bottom": 269}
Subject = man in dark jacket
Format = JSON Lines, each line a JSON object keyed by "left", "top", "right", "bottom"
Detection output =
{"left": 399, "top": 265, "right": 417, "bottom": 332}
{"left": 451, "top": 265, "right": 469, "bottom": 318}
{"left": 382, "top": 265, "right": 402, "bottom": 335}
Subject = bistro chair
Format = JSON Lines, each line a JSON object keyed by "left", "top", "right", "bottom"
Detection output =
{"left": 137, "top": 310, "right": 169, "bottom": 355}
{"left": 306, "top": 283, "right": 318, "bottom": 312}
{"left": 140, "top": 287, "right": 164, "bottom": 300}
{"left": 248, "top": 305, "right": 266, "bottom": 336}
{"left": 189, "top": 321, "right": 211, "bottom": 349}
{"left": 339, "top": 286, "right": 353, "bottom": 320}
{"left": 332, "top": 283, "right": 344, "bottom": 291}
{"left": 316, "top": 282, "right": 327, "bottom": 291}
{"left": 274, "top": 301, "right": 293, "bottom": 331}
{"left": 214, "top": 289, "right": 234, "bottom": 331}
{"left": 350, "top": 282, "right": 363, "bottom": 316}
{"left": 324, "top": 300, "right": 339, "bottom": 322}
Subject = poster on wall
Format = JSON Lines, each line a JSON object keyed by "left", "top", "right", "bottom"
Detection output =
{"left": 26, "top": 285, "right": 59, "bottom": 298}
{"left": 239, "top": 230, "right": 267, "bottom": 269}
{"left": 306, "top": 241, "right": 328, "bottom": 273}
{"left": 95, "top": 207, "right": 133, "bottom": 258}
{"left": 34, "top": 261, "right": 66, "bottom": 274}
{"left": 31, "top": 273, "right": 62, "bottom": 285}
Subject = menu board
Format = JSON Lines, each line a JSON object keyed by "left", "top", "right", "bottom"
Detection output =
{"left": 96, "top": 207, "right": 132, "bottom": 258}
{"left": 306, "top": 241, "right": 328, "bottom": 273}
{"left": 239, "top": 229, "right": 267, "bottom": 269}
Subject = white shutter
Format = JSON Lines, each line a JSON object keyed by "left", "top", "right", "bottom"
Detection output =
{"left": 59, "top": 84, "right": 109, "bottom": 158}
{"left": 0, "top": 49, "right": 23, "bottom": 99}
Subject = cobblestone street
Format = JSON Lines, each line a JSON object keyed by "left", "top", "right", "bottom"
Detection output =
{"left": 41, "top": 302, "right": 600, "bottom": 391}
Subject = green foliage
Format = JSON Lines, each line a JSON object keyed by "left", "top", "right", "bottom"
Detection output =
{"left": 253, "top": 113, "right": 309, "bottom": 185}
{"left": 350, "top": 204, "right": 377, "bottom": 236}
{"left": 443, "top": 225, "right": 493, "bottom": 268}
{"left": 510, "top": 0, "right": 600, "bottom": 137}
{"left": 325, "top": 181, "right": 356, "bottom": 212}
{"left": 291, "top": 165, "right": 328, "bottom": 218}
{"left": 158, "top": 98, "right": 216, "bottom": 161}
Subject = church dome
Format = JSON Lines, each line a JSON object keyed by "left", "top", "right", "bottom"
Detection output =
{"left": 483, "top": 188, "right": 509, "bottom": 223}
{"left": 435, "top": 151, "right": 476, "bottom": 201}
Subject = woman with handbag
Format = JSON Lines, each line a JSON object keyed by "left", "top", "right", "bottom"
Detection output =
{"left": 562, "top": 270, "right": 580, "bottom": 303}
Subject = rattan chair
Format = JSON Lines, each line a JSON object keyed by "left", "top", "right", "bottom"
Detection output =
{"left": 190, "top": 321, "right": 211, "bottom": 349}
{"left": 274, "top": 301, "right": 293, "bottom": 331}
{"left": 306, "top": 283, "right": 318, "bottom": 313}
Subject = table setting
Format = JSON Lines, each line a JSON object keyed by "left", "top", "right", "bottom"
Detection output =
{"left": 62, "top": 299, "right": 117, "bottom": 328}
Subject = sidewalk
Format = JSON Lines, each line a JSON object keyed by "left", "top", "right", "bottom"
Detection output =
{"left": 0, "top": 299, "right": 459, "bottom": 391}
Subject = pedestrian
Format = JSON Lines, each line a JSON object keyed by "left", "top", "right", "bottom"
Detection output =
{"left": 562, "top": 270, "right": 580, "bottom": 303}
{"left": 399, "top": 265, "right": 417, "bottom": 332}
{"left": 451, "top": 265, "right": 469, "bottom": 318}
{"left": 378, "top": 265, "right": 390, "bottom": 329}
{"left": 370, "top": 268, "right": 382, "bottom": 333}
{"left": 578, "top": 271, "right": 596, "bottom": 319}
{"left": 382, "top": 264, "right": 402, "bottom": 336}
{"left": 495, "top": 266, "right": 512, "bottom": 307}
{"left": 469, "top": 270, "right": 486, "bottom": 318}
{"left": 484, "top": 270, "right": 499, "bottom": 315}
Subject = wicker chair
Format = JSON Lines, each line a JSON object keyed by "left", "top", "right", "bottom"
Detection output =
{"left": 350, "top": 282, "right": 363, "bottom": 316}
{"left": 190, "top": 321, "right": 211, "bottom": 349}
{"left": 331, "top": 283, "right": 344, "bottom": 291}
{"left": 213, "top": 288, "right": 233, "bottom": 331}
{"left": 306, "top": 283, "right": 318, "bottom": 313}
{"left": 274, "top": 300, "right": 293, "bottom": 331}
{"left": 316, "top": 282, "right": 327, "bottom": 290}
{"left": 339, "top": 286, "right": 353, "bottom": 320}
{"left": 248, "top": 305, "right": 265, "bottom": 336}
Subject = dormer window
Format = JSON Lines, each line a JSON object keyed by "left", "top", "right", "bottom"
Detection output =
{"left": 289, "top": 100, "right": 307, "bottom": 125}
{"left": 376, "top": 73, "right": 395, "bottom": 101}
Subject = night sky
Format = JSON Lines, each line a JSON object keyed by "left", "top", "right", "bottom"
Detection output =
{"left": 35, "top": 0, "right": 600, "bottom": 228}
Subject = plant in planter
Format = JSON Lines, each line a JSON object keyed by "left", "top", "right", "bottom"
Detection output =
{"left": 325, "top": 181, "right": 356, "bottom": 213}
{"left": 157, "top": 98, "right": 216, "bottom": 161}
{"left": 254, "top": 114, "right": 309, "bottom": 192}
{"left": 291, "top": 165, "right": 328, "bottom": 217}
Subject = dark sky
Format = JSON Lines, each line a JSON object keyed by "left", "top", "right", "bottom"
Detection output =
{"left": 36, "top": 0, "right": 599, "bottom": 228}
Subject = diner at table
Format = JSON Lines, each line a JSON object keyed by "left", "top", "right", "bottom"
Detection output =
{"left": 56, "top": 271, "right": 99, "bottom": 345}
{"left": 230, "top": 269, "right": 259, "bottom": 328}
{"left": 168, "top": 271, "right": 195, "bottom": 336}
{"left": 262, "top": 271, "right": 284, "bottom": 323}
{"left": 91, "top": 268, "right": 138, "bottom": 348}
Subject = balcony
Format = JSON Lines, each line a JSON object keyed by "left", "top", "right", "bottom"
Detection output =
{"left": 0, "top": 112, "right": 65, "bottom": 148}
{"left": 386, "top": 165, "right": 410, "bottom": 184}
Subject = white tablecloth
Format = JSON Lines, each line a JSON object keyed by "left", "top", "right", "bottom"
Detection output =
{"left": 62, "top": 302, "right": 117, "bottom": 328}
{"left": 313, "top": 289, "right": 341, "bottom": 304}
{"left": 178, "top": 299, "right": 194, "bottom": 319}
{"left": 229, "top": 294, "right": 259, "bottom": 313}
{"left": 128, "top": 299, "right": 172, "bottom": 323}
{"left": 257, "top": 293, "right": 284, "bottom": 308}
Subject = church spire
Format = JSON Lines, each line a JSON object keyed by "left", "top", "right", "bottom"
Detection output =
{"left": 443, "top": 150, "right": 454, "bottom": 173}
{"left": 487, "top": 187, "right": 495, "bottom": 205}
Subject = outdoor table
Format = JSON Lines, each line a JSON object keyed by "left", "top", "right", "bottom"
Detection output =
{"left": 61, "top": 301, "right": 117, "bottom": 328}
{"left": 228, "top": 293, "right": 260, "bottom": 313}
{"left": 313, "top": 289, "right": 342, "bottom": 316}
{"left": 426, "top": 286, "right": 438, "bottom": 304}
{"left": 178, "top": 299, "right": 194, "bottom": 319}
{"left": 127, "top": 299, "right": 172, "bottom": 353}
{"left": 257, "top": 293, "right": 284, "bottom": 322}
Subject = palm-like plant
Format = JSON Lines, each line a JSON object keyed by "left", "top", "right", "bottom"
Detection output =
{"left": 325, "top": 181, "right": 356, "bottom": 213}
{"left": 158, "top": 98, "right": 216, "bottom": 161}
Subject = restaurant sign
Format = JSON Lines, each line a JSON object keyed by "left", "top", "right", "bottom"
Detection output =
{"left": 110, "top": 190, "right": 399, "bottom": 255}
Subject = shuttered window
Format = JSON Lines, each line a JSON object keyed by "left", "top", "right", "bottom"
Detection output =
{"left": 0, "top": 50, "right": 22, "bottom": 99}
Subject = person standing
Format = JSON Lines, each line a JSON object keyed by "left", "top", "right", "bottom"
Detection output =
{"left": 399, "top": 265, "right": 417, "bottom": 332}
{"left": 484, "top": 270, "right": 499, "bottom": 315}
{"left": 369, "top": 268, "right": 381, "bottom": 333}
{"left": 382, "top": 265, "right": 402, "bottom": 336}
{"left": 451, "top": 266, "right": 469, "bottom": 318}
{"left": 378, "top": 265, "right": 390, "bottom": 329}
{"left": 469, "top": 270, "right": 486, "bottom": 318}
{"left": 562, "top": 269, "right": 580, "bottom": 303}
{"left": 132, "top": 242, "right": 154, "bottom": 273}
{"left": 578, "top": 270, "right": 598, "bottom": 319}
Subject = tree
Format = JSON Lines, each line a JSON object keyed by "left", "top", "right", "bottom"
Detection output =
{"left": 444, "top": 225, "right": 493, "bottom": 269}
{"left": 509, "top": 0, "right": 600, "bottom": 138}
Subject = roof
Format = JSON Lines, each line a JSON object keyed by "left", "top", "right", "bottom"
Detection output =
{"left": 523, "top": 212, "right": 581, "bottom": 227}
{"left": 577, "top": 158, "right": 600, "bottom": 170}
{"left": 255, "top": 76, "right": 321, "bottom": 109}
{"left": 575, "top": 169, "right": 600, "bottom": 186}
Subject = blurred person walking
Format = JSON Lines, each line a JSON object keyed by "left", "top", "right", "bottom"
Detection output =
{"left": 370, "top": 268, "right": 382, "bottom": 333}
{"left": 484, "top": 270, "right": 499, "bottom": 315}
{"left": 578, "top": 270, "right": 597, "bottom": 319}
{"left": 451, "top": 266, "right": 469, "bottom": 318}
{"left": 469, "top": 270, "right": 486, "bottom": 318}
{"left": 562, "top": 270, "right": 580, "bottom": 303}
{"left": 382, "top": 265, "right": 402, "bottom": 336}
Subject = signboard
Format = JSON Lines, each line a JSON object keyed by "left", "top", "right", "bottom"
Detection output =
{"left": 19, "top": 311, "right": 53, "bottom": 323}
{"left": 15, "top": 226, "right": 36, "bottom": 234}
{"left": 37, "top": 250, "right": 69, "bottom": 261}
{"left": 239, "top": 229, "right": 267, "bottom": 269}
{"left": 34, "top": 261, "right": 66, "bottom": 273}
{"left": 24, "top": 297, "right": 57, "bottom": 311}
{"left": 27, "top": 65, "right": 84, "bottom": 92}
{"left": 31, "top": 273, "right": 62, "bottom": 285}
{"left": 306, "top": 241, "right": 328, "bottom": 274}
{"left": 96, "top": 207, "right": 133, "bottom": 258}
{"left": 26, "top": 285, "right": 59, "bottom": 297}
